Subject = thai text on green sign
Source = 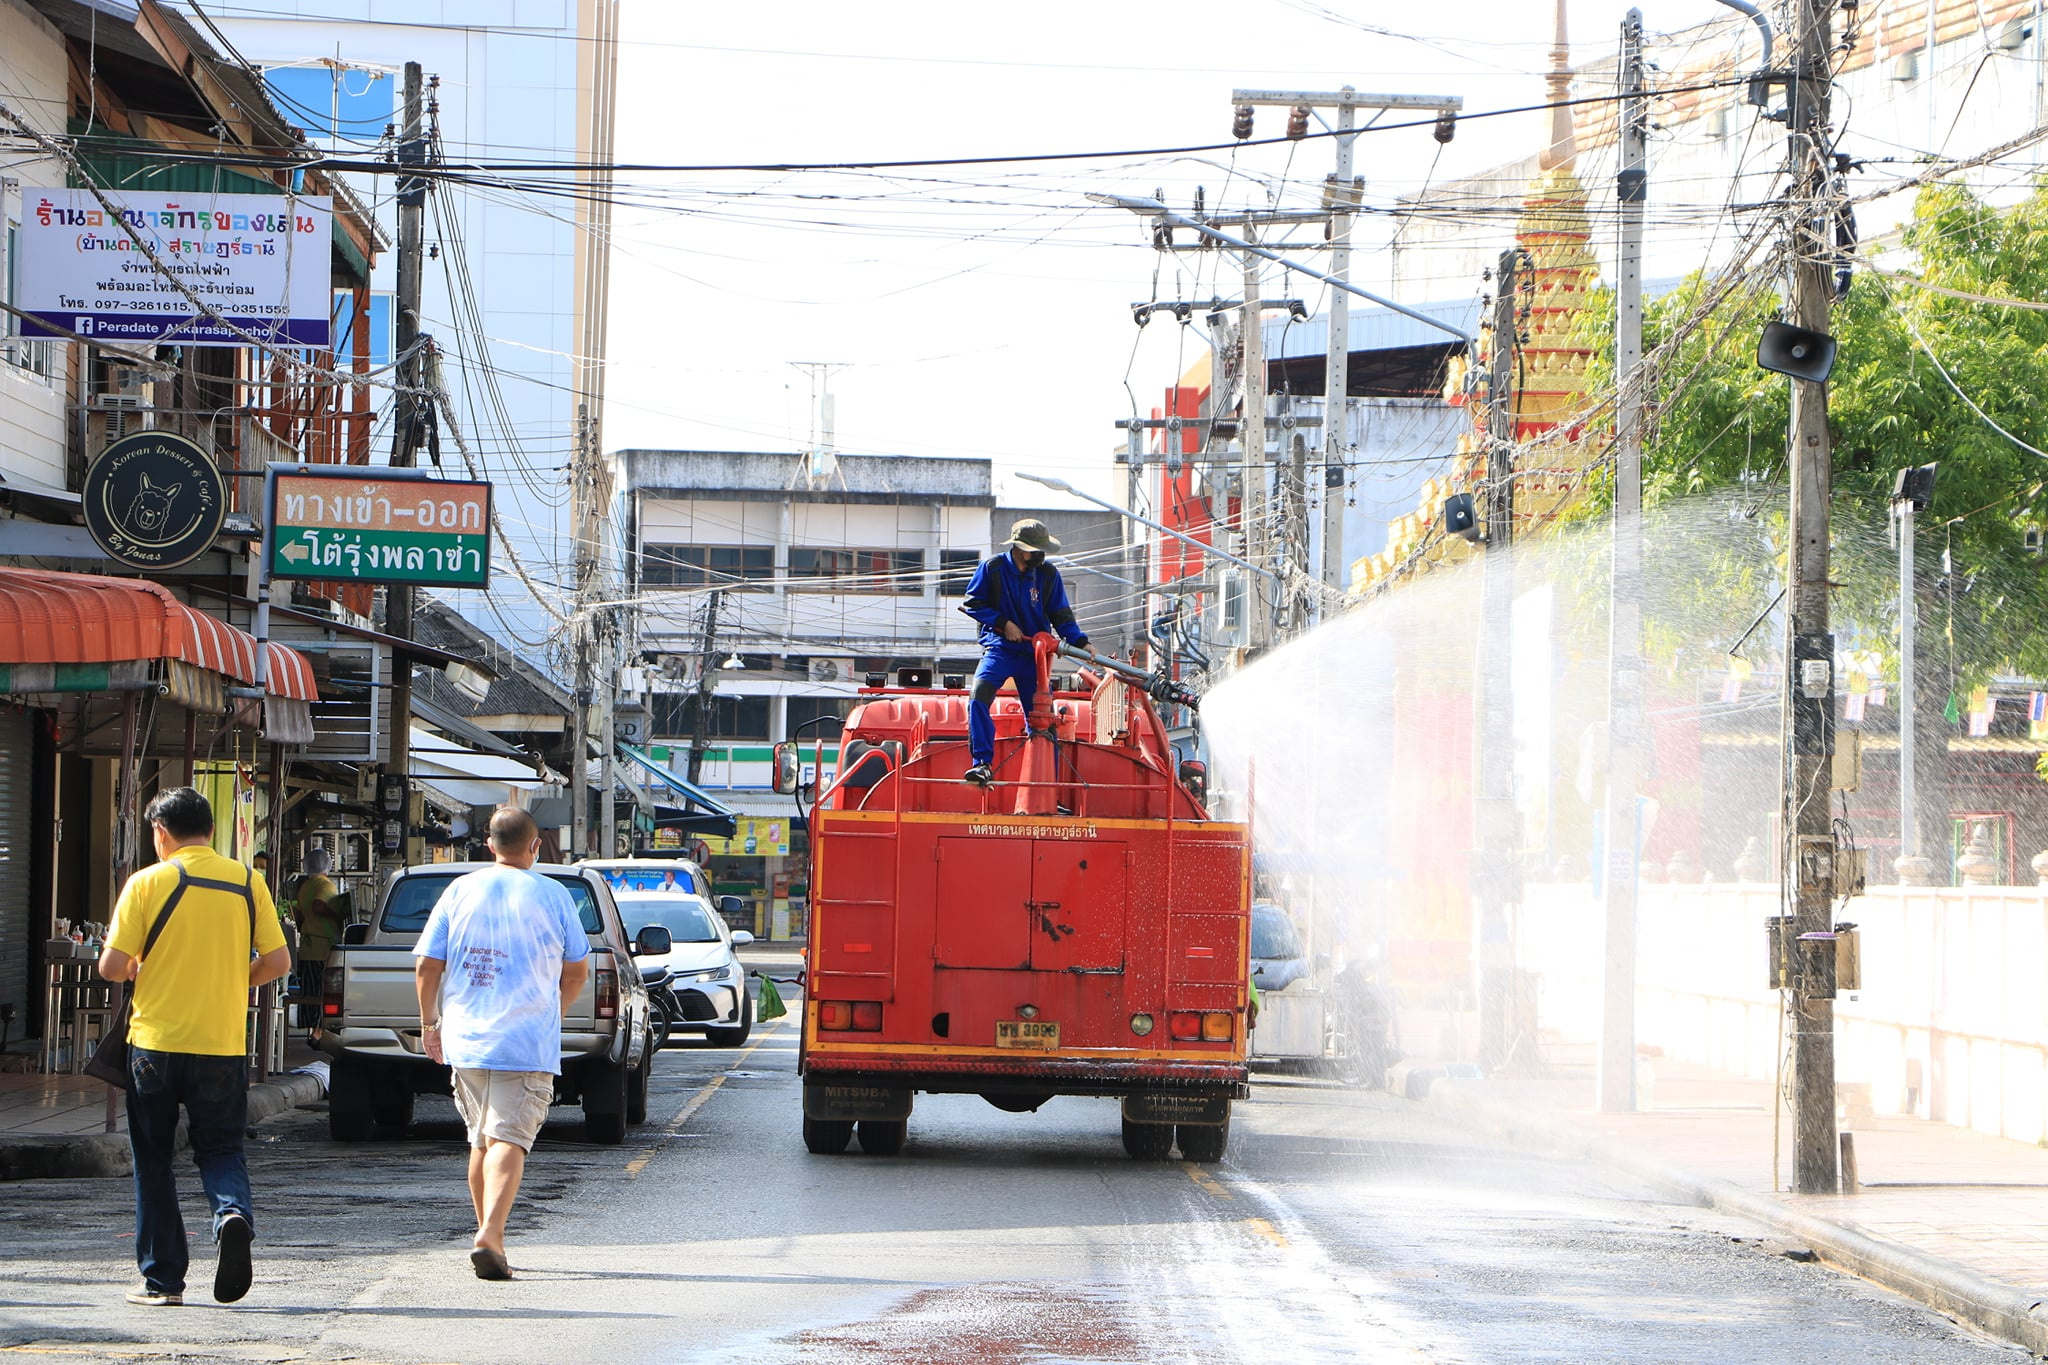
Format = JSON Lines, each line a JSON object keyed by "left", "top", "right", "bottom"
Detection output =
{"left": 268, "top": 472, "right": 492, "bottom": 588}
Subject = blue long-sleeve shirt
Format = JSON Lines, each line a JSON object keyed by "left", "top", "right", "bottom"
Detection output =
{"left": 960, "top": 553, "right": 1087, "bottom": 652}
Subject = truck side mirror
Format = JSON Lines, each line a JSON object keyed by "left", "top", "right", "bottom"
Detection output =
{"left": 632, "top": 925, "right": 673, "bottom": 956}
{"left": 771, "top": 742, "right": 800, "bottom": 795}
{"left": 717, "top": 894, "right": 746, "bottom": 918}
{"left": 342, "top": 922, "right": 371, "bottom": 945}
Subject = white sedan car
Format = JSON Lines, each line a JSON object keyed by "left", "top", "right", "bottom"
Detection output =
{"left": 615, "top": 891, "right": 756, "bottom": 1047}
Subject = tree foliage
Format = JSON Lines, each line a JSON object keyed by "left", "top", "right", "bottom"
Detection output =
{"left": 1572, "top": 183, "right": 2048, "bottom": 683}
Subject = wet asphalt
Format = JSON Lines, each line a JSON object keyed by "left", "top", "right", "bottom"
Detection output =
{"left": 0, "top": 1013, "right": 2027, "bottom": 1365}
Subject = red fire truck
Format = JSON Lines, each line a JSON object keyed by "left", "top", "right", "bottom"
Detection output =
{"left": 774, "top": 634, "right": 1251, "bottom": 1162}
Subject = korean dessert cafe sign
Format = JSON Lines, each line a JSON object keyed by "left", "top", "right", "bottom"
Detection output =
{"left": 17, "top": 190, "right": 332, "bottom": 348}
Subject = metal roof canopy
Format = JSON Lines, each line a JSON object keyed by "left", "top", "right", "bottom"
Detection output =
{"left": 618, "top": 741, "right": 739, "bottom": 835}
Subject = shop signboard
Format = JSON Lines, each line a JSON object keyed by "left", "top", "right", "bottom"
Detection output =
{"left": 18, "top": 190, "right": 333, "bottom": 348}
{"left": 266, "top": 468, "right": 491, "bottom": 588}
{"left": 81, "top": 431, "right": 225, "bottom": 570}
{"left": 701, "top": 817, "right": 790, "bottom": 858}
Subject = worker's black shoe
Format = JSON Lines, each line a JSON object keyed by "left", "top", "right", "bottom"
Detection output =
{"left": 962, "top": 764, "right": 992, "bottom": 788}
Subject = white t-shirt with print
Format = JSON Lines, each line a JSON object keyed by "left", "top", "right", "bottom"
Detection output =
{"left": 414, "top": 865, "right": 591, "bottom": 1074}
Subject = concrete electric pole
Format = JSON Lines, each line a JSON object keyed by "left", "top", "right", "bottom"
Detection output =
{"left": 384, "top": 60, "right": 426, "bottom": 862}
{"left": 1782, "top": 0, "right": 1841, "bottom": 1195}
{"left": 1600, "top": 8, "right": 1649, "bottom": 1113}
{"left": 686, "top": 589, "right": 725, "bottom": 788}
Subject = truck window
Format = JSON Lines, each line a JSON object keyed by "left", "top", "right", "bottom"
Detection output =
{"left": 381, "top": 873, "right": 604, "bottom": 935}
{"left": 616, "top": 895, "right": 721, "bottom": 943}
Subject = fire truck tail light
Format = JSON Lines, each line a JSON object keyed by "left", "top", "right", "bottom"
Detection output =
{"left": 594, "top": 967, "right": 619, "bottom": 1020}
{"left": 1201, "top": 1012, "right": 1234, "bottom": 1042}
{"left": 819, "top": 1001, "right": 882, "bottom": 1032}
{"left": 1168, "top": 1012, "right": 1202, "bottom": 1041}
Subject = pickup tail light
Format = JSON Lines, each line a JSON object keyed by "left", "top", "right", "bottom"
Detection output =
{"left": 322, "top": 963, "right": 344, "bottom": 1020}
{"left": 819, "top": 1000, "right": 882, "bottom": 1032}
{"left": 595, "top": 966, "right": 619, "bottom": 1020}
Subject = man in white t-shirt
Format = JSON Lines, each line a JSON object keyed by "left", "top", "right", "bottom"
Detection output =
{"left": 414, "top": 806, "right": 591, "bottom": 1281}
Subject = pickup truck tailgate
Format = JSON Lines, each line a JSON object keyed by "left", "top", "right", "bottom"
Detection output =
{"left": 340, "top": 945, "right": 609, "bottom": 1027}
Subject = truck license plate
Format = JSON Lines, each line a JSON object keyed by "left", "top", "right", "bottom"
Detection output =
{"left": 995, "top": 1020, "right": 1060, "bottom": 1050}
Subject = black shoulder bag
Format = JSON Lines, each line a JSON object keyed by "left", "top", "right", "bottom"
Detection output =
{"left": 82, "top": 865, "right": 191, "bottom": 1089}
{"left": 81, "top": 865, "right": 257, "bottom": 1089}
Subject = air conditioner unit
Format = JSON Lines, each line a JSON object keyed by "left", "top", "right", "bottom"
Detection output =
{"left": 1998, "top": 15, "right": 2033, "bottom": 50}
{"left": 808, "top": 656, "right": 854, "bottom": 684}
{"left": 1891, "top": 50, "right": 1920, "bottom": 82}
{"left": 87, "top": 392, "right": 153, "bottom": 450}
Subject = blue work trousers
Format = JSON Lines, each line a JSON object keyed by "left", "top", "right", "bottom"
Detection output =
{"left": 969, "top": 646, "right": 1038, "bottom": 766}
{"left": 127, "top": 1047, "right": 254, "bottom": 1296}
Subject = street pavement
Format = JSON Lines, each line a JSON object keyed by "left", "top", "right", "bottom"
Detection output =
{"left": 0, "top": 982, "right": 2028, "bottom": 1364}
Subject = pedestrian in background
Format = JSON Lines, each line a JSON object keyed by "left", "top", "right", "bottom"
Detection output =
{"left": 99, "top": 787, "right": 291, "bottom": 1308}
{"left": 414, "top": 806, "right": 591, "bottom": 1280}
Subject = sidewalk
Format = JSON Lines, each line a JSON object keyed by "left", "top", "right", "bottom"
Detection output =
{"left": 0, "top": 1041, "right": 328, "bottom": 1181}
{"left": 1410, "top": 1040, "right": 2048, "bottom": 1356}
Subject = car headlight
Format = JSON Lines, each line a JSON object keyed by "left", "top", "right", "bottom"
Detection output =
{"left": 682, "top": 965, "right": 729, "bottom": 982}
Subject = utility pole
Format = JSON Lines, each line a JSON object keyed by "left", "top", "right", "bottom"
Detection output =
{"left": 1600, "top": 9, "right": 1649, "bottom": 1112}
{"left": 686, "top": 589, "right": 724, "bottom": 788}
{"left": 1240, "top": 237, "right": 1270, "bottom": 653}
{"left": 1226, "top": 88, "right": 1462, "bottom": 616}
{"left": 569, "top": 402, "right": 606, "bottom": 860}
{"left": 1783, "top": 0, "right": 1841, "bottom": 1195}
{"left": 384, "top": 60, "right": 426, "bottom": 853}
{"left": 1474, "top": 246, "right": 1521, "bottom": 1071}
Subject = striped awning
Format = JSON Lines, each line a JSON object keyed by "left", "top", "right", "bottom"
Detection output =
{"left": 0, "top": 568, "right": 317, "bottom": 702}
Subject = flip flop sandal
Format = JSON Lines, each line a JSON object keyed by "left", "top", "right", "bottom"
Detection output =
{"left": 470, "top": 1247, "right": 512, "bottom": 1281}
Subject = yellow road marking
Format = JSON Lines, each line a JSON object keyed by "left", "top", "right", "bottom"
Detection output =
{"left": 1183, "top": 1162, "right": 1232, "bottom": 1199}
{"left": 625, "top": 1019, "right": 779, "bottom": 1179}
{"left": 1246, "top": 1216, "right": 1289, "bottom": 1248}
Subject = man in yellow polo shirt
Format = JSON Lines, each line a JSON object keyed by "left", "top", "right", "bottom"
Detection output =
{"left": 100, "top": 787, "right": 291, "bottom": 1309}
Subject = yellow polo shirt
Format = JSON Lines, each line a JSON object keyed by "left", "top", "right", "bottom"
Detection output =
{"left": 108, "top": 845, "right": 286, "bottom": 1057}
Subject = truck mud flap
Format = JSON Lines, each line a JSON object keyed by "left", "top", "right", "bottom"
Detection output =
{"left": 804, "top": 1082, "right": 913, "bottom": 1122}
{"left": 1123, "top": 1092, "right": 1230, "bottom": 1126}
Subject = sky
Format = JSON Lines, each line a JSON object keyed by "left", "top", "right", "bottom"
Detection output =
{"left": 600, "top": 1, "right": 1750, "bottom": 508}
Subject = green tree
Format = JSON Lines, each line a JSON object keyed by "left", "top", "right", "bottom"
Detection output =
{"left": 1571, "top": 183, "right": 2048, "bottom": 683}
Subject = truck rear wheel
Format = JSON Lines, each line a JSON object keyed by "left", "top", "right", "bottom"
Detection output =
{"left": 1121, "top": 1117, "right": 1174, "bottom": 1160}
{"left": 327, "top": 1059, "right": 374, "bottom": 1142}
{"left": 583, "top": 1060, "right": 628, "bottom": 1144}
{"left": 802, "top": 1115, "right": 854, "bottom": 1154}
{"left": 1176, "top": 1113, "right": 1230, "bottom": 1163}
{"left": 371, "top": 1089, "right": 415, "bottom": 1138}
{"left": 857, "top": 1118, "right": 907, "bottom": 1155}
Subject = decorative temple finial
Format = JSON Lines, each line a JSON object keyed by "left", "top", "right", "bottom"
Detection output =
{"left": 1540, "top": 0, "right": 1577, "bottom": 172}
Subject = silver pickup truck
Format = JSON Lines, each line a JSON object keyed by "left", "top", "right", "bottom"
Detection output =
{"left": 315, "top": 862, "right": 664, "bottom": 1144}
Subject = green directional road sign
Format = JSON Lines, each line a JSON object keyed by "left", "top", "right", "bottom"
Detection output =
{"left": 268, "top": 470, "right": 492, "bottom": 588}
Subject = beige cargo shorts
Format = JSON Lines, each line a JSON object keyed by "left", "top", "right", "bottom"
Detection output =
{"left": 452, "top": 1068, "right": 554, "bottom": 1151}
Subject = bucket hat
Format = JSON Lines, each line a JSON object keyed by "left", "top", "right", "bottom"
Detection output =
{"left": 1005, "top": 518, "right": 1061, "bottom": 552}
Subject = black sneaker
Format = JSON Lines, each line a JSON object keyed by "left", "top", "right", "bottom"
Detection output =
{"left": 962, "top": 764, "right": 992, "bottom": 787}
{"left": 213, "top": 1212, "right": 253, "bottom": 1304}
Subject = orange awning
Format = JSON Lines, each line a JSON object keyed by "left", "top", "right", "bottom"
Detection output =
{"left": 0, "top": 568, "right": 317, "bottom": 702}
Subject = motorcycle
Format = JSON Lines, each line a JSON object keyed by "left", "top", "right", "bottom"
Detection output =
{"left": 640, "top": 964, "right": 678, "bottom": 1051}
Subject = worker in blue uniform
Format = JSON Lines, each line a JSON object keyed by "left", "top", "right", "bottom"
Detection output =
{"left": 958, "top": 518, "right": 1088, "bottom": 786}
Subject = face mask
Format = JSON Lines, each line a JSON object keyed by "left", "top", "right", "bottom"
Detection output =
{"left": 1020, "top": 550, "right": 1045, "bottom": 568}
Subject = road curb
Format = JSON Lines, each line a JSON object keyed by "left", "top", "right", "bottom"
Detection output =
{"left": 1423, "top": 1077, "right": 2048, "bottom": 1358}
{"left": 0, "top": 1071, "right": 326, "bottom": 1183}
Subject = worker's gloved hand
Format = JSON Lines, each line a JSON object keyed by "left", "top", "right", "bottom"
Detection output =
{"left": 1072, "top": 635, "right": 1089, "bottom": 649}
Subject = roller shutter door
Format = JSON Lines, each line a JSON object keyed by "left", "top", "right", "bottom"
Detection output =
{"left": 0, "top": 710, "right": 30, "bottom": 1026}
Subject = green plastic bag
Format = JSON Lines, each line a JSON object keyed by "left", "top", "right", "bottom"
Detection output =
{"left": 756, "top": 973, "right": 788, "bottom": 1022}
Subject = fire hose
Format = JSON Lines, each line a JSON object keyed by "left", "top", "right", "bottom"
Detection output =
{"left": 1054, "top": 641, "right": 1202, "bottom": 712}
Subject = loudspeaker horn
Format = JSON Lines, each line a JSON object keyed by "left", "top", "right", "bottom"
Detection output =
{"left": 1442, "top": 492, "right": 1481, "bottom": 543}
{"left": 1756, "top": 319, "right": 1838, "bottom": 382}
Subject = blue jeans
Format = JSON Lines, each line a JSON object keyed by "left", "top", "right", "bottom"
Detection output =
{"left": 970, "top": 646, "right": 1038, "bottom": 766}
{"left": 127, "top": 1048, "right": 254, "bottom": 1295}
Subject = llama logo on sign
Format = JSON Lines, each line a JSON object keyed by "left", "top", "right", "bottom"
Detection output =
{"left": 82, "top": 432, "right": 225, "bottom": 570}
